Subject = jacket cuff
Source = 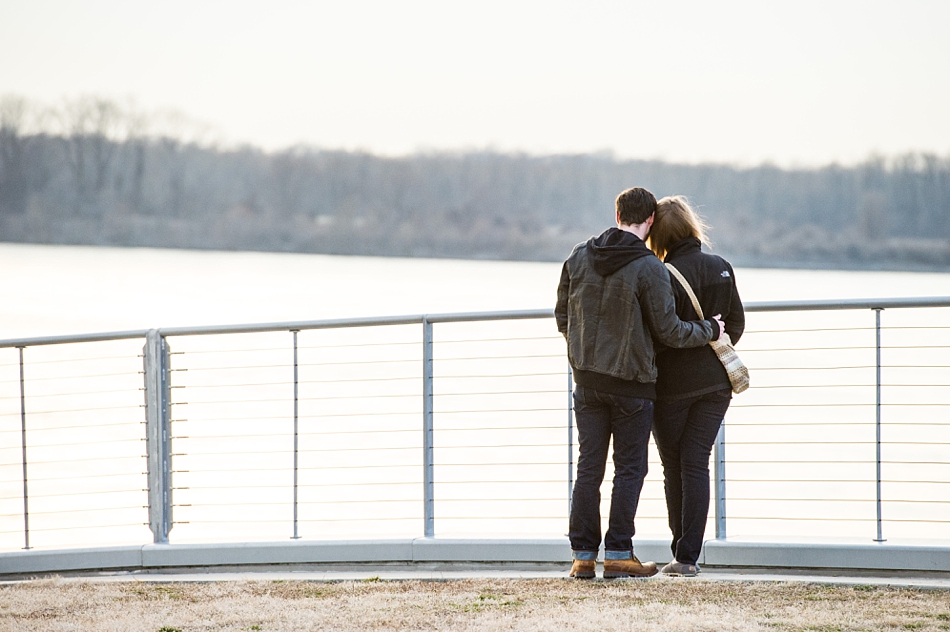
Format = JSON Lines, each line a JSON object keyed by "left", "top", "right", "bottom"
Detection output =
{"left": 705, "top": 318, "right": 722, "bottom": 341}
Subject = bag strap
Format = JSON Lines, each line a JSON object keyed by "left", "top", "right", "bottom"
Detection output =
{"left": 665, "top": 263, "right": 705, "bottom": 320}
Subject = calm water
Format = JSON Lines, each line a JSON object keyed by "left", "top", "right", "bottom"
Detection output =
{"left": 1, "top": 243, "right": 949, "bottom": 551}
{"left": 2, "top": 242, "right": 949, "bottom": 339}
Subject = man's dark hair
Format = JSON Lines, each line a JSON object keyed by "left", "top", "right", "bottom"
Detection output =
{"left": 615, "top": 187, "right": 657, "bottom": 225}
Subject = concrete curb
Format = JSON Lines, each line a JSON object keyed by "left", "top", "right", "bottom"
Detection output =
{"left": 2, "top": 538, "right": 950, "bottom": 578}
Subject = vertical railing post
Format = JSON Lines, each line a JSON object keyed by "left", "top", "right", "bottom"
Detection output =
{"left": 18, "top": 347, "right": 30, "bottom": 550}
{"left": 874, "top": 308, "right": 886, "bottom": 542}
{"left": 422, "top": 318, "right": 435, "bottom": 537}
{"left": 292, "top": 330, "right": 301, "bottom": 539}
{"left": 714, "top": 423, "right": 727, "bottom": 539}
{"left": 144, "top": 329, "right": 173, "bottom": 544}
{"left": 567, "top": 364, "right": 574, "bottom": 519}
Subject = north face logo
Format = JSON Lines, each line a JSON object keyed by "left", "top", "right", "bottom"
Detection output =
{"left": 721, "top": 270, "right": 731, "bottom": 278}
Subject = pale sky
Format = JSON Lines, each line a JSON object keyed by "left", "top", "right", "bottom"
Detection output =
{"left": 2, "top": 0, "right": 948, "bottom": 166}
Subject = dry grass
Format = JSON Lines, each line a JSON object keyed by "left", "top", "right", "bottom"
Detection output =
{"left": 1, "top": 577, "right": 949, "bottom": 631}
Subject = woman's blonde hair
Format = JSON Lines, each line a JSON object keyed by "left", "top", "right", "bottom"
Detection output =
{"left": 648, "top": 195, "right": 711, "bottom": 261}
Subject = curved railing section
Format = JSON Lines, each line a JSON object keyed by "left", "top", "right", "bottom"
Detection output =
{"left": 1, "top": 297, "right": 949, "bottom": 574}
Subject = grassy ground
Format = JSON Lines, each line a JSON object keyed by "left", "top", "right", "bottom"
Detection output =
{"left": 2, "top": 577, "right": 949, "bottom": 631}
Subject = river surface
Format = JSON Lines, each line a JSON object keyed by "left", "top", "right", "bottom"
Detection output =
{"left": 2, "top": 242, "right": 949, "bottom": 338}
{"left": 1, "top": 243, "right": 948, "bottom": 552}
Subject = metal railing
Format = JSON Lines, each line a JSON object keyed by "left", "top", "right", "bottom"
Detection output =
{"left": 1, "top": 297, "right": 949, "bottom": 553}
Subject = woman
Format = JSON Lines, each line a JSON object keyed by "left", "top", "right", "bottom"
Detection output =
{"left": 648, "top": 195, "right": 745, "bottom": 577}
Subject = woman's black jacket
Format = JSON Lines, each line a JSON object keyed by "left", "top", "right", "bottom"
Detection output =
{"left": 656, "top": 237, "right": 745, "bottom": 399}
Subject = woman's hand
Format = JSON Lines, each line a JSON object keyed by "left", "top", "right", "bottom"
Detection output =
{"left": 712, "top": 314, "right": 725, "bottom": 341}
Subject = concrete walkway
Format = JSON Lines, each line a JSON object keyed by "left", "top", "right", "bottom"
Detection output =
{"left": 5, "top": 564, "right": 950, "bottom": 591}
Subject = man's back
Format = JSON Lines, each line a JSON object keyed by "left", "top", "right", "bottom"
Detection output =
{"left": 556, "top": 227, "right": 715, "bottom": 389}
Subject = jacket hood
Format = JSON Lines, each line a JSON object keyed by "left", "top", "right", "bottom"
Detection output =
{"left": 588, "top": 227, "right": 654, "bottom": 276}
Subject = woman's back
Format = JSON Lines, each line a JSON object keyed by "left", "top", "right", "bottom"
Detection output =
{"left": 655, "top": 236, "right": 744, "bottom": 399}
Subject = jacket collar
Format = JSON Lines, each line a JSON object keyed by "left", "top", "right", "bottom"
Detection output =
{"left": 665, "top": 236, "right": 702, "bottom": 262}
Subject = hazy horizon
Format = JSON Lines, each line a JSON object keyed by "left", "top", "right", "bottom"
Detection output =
{"left": 3, "top": 1, "right": 949, "bottom": 168}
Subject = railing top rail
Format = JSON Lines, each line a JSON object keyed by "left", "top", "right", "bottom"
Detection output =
{"left": 1, "top": 297, "right": 948, "bottom": 348}
{"left": 744, "top": 296, "right": 950, "bottom": 312}
{"left": 0, "top": 329, "right": 152, "bottom": 349}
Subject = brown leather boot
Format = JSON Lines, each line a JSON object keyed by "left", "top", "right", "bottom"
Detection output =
{"left": 569, "top": 559, "right": 596, "bottom": 579}
{"left": 603, "top": 554, "right": 658, "bottom": 579}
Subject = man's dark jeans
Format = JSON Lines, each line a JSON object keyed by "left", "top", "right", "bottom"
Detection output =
{"left": 652, "top": 388, "right": 732, "bottom": 565}
{"left": 569, "top": 385, "right": 653, "bottom": 555}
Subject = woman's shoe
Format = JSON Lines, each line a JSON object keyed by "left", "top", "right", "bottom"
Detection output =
{"left": 661, "top": 560, "right": 699, "bottom": 577}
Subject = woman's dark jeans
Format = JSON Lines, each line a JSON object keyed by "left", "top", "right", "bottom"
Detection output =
{"left": 569, "top": 385, "right": 654, "bottom": 555}
{"left": 653, "top": 388, "right": 732, "bottom": 565}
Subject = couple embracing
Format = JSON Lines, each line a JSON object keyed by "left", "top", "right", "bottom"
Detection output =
{"left": 555, "top": 187, "right": 745, "bottom": 579}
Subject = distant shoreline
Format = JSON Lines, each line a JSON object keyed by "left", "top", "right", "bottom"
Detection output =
{"left": 4, "top": 238, "right": 949, "bottom": 275}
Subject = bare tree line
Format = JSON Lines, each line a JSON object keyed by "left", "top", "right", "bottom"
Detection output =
{"left": 2, "top": 94, "right": 949, "bottom": 269}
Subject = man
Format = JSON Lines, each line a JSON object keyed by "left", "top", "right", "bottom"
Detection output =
{"left": 555, "top": 186, "right": 723, "bottom": 579}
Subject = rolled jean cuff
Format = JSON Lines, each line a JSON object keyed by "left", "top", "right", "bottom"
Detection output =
{"left": 604, "top": 549, "right": 633, "bottom": 560}
{"left": 572, "top": 550, "right": 597, "bottom": 561}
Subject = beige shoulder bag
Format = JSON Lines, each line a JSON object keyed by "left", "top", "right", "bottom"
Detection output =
{"left": 665, "top": 263, "right": 750, "bottom": 394}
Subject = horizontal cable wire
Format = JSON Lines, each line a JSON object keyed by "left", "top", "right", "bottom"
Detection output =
{"left": 174, "top": 463, "right": 418, "bottom": 473}
{"left": 14, "top": 354, "right": 141, "bottom": 366}
{"left": 0, "top": 403, "right": 144, "bottom": 415}
{"left": 0, "top": 504, "right": 145, "bottom": 517}
{"left": 721, "top": 440, "right": 879, "bottom": 445}
{"left": 176, "top": 498, "right": 416, "bottom": 507}
{"left": 176, "top": 411, "right": 417, "bottom": 422}
{"left": 6, "top": 522, "right": 147, "bottom": 533}
{"left": 726, "top": 478, "right": 876, "bottom": 483}
{"left": 433, "top": 389, "right": 566, "bottom": 397}
{"left": 432, "top": 354, "right": 564, "bottom": 362}
{"left": 435, "top": 372, "right": 566, "bottom": 379}
{"left": 185, "top": 517, "right": 418, "bottom": 524}
{"left": 740, "top": 346, "right": 874, "bottom": 353}
{"left": 174, "top": 397, "right": 291, "bottom": 406}
{"left": 724, "top": 421, "right": 871, "bottom": 426}
{"left": 300, "top": 358, "right": 418, "bottom": 367}
{"left": 173, "top": 426, "right": 417, "bottom": 436}
{"left": 297, "top": 393, "right": 418, "bottom": 401}
{"left": 433, "top": 497, "right": 569, "bottom": 503}
{"left": 751, "top": 366, "right": 875, "bottom": 371}
{"left": 172, "top": 446, "right": 414, "bottom": 457}
{"left": 16, "top": 471, "right": 147, "bottom": 483}
{"left": 435, "top": 443, "right": 566, "bottom": 450}
{"left": 726, "top": 459, "right": 876, "bottom": 464}
{"left": 0, "top": 387, "right": 144, "bottom": 400}
{"left": 746, "top": 384, "right": 875, "bottom": 389}
{"left": 433, "top": 425, "right": 567, "bottom": 432}
{"left": 744, "top": 326, "right": 875, "bottom": 334}
{"left": 172, "top": 380, "right": 291, "bottom": 389}
{"left": 435, "top": 335, "right": 564, "bottom": 345}
{"left": 298, "top": 376, "right": 419, "bottom": 384}
{"left": 299, "top": 340, "right": 421, "bottom": 350}
{"left": 0, "top": 488, "right": 144, "bottom": 501}
{"left": 728, "top": 479, "right": 950, "bottom": 484}
{"left": 19, "top": 454, "right": 146, "bottom": 466}
{"left": 0, "top": 420, "right": 145, "bottom": 435}
{"left": 168, "top": 345, "right": 294, "bottom": 356}
{"left": 426, "top": 515, "right": 569, "bottom": 520}
{"left": 179, "top": 364, "right": 294, "bottom": 372}
{"left": 173, "top": 481, "right": 420, "bottom": 490}
{"left": 434, "top": 407, "right": 564, "bottom": 414}
{"left": 730, "top": 403, "right": 874, "bottom": 408}
{"left": 0, "top": 370, "right": 145, "bottom": 383}
{"left": 0, "top": 437, "right": 145, "bottom": 450}
{"left": 724, "top": 516, "right": 875, "bottom": 522}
